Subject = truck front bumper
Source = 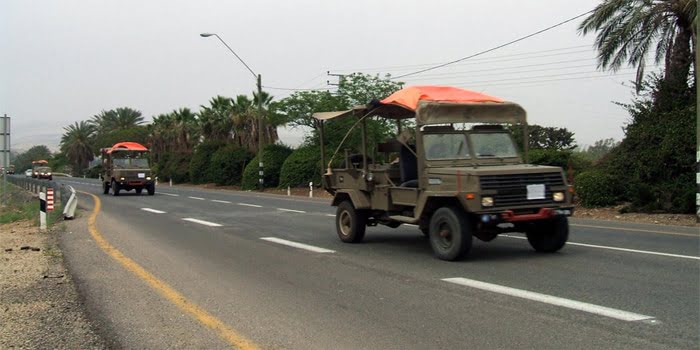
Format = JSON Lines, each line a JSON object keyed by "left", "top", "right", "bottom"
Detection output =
{"left": 476, "top": 207, "right": 573, "bottom": 224}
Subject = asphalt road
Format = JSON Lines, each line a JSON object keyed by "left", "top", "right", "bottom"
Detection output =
{"left": 50, "top": 176, "right": 699, "bottom": 349}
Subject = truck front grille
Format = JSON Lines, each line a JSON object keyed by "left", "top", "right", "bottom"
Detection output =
{"left": 480, "top": 172, "right": 564, "bottom": 208}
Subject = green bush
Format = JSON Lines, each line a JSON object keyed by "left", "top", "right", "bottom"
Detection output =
{"left": 210, "top": 145, "right": 253, "bottom": 186}
{"left": 528, "top": 149, "right": 572, "bottom": 168}
{"left": 156, "top": 152, "right": 190, "bottom": 184}
{"left": 278, "top": 145, "right": 322, "bottom": 188}
{"left": 189, "top": 141, "right": 224, "bottom": 184}
{"left": 241, "top": 144, "right": 293, "bottom": 190}
{"left": 574, "top": 170, "right": 619, "bottom": 207}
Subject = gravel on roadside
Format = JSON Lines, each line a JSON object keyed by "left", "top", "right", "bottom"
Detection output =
{"left": 0, "top": 220, "right": 105, "bottom": 349}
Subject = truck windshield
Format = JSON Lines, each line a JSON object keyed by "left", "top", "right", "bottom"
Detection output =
{"left": 423, "top": 133, "right": 470, "bottom": 160}
{"left": 113, "top": 158, "right": 150, "bottom": 169}
{"left": 470, "top": 132, "right": 519, "bottom": 158}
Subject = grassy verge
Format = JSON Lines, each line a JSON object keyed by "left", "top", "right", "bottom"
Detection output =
{"left": 0, "top": 182, "right": 63, "bottom": 227}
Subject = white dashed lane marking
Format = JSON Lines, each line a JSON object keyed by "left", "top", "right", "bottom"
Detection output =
{"left": 182, "top": 218, "right": 223, "bottom": 227}
{"left": 141, "top": 208, "right": 166, "bottom": 214}
{"left": 211, "top": 200, "right": 232, "bottom": 204}
{"left": 188, "top": 196, "right": 205, "bottom": 200}
{"left": 238, "top": 203, "right": 262, "bottom": 208}
{"left": 160, "top": 192, "right": 180, "bottom": 197}
{"left": 260, "top": 237, "right": 335, "bottom": 253}
{"left": 442, "top": 277, "right": 655, "bottom": 322}
{"left": 277, "top": 208, "right": 306, "bottom": 214}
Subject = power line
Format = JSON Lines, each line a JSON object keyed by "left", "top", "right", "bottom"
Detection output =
{"left": 329, "top": 44, "right": 592, "bottom": 73}
{"left": 452, "top": 72, "right": 640, "bottom": 88}
{"left": 392, "top": 10, "right": 594, "bottom": 79}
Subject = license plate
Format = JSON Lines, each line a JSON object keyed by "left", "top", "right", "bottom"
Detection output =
{"left": 138, "top": 173, "right": 145, "bottom": 179}
{"left": 527, "top": 184, "right": 545, "bottom": 200}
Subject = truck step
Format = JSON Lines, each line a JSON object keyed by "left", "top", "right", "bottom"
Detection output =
{"left": 388, "top": 215, "right": 419, "bottom": 224}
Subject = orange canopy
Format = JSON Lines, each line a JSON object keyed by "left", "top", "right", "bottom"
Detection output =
{"left": 380, "top": 85, "right": 504, "bottom": 111}
{"left": 108, "top": 142, "right": 149, "bottom": 153}
{"left": 32, "top": 160, "right": 49, "bottom": 164}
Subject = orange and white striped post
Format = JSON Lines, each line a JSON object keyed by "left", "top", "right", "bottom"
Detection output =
{"left": 46, "top": 188, "right": 54, "bottom": 212}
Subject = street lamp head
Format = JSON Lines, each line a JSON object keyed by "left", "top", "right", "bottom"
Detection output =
{"left": 200, "top": 33, "right": 215, "bottom": 38}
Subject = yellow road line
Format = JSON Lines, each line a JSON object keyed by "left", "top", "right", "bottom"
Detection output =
{"left": 81, "top": 192, "right": 258, "bottom": 350}
{"left": 571, "top": 223, "right": 699, "bottom": 237}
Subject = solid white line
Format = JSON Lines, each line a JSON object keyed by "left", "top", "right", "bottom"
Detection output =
{"left": 211, "top": 199, "right": 232, "bottom": 204}
{"left": 501, "top": 234, "right": 700, "bottom": 260}
{"left": 141, "top": 208, "right": 166, "bottom": 214}
{"left": 160, "top": 192, "right": 179, "bottom": 197}
{"left": 182, "top": 218, "right": 223, "bottom": 227}
{"left": 238, "top": 203, "right": 262, "bottom": 208}
{"left": 442, "top": 277, "right": 655, "bottom": 322}
{"left": 188, "top": 196, "right": 205, "bottom": 200}
{"left": 277, "top": 208, "right": 306, "bottom": 214}
{"left": 260, "top": 237, "right": 335, "bottom": 253}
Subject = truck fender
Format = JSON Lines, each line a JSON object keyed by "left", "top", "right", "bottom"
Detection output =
{"left": 331, "top": 190, "right": 371, "bottom": 209}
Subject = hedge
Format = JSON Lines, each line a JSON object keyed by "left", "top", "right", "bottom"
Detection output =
{"left": 189, "top": 141, "right": 224, "bottom": 184}
{"left": 209, "top": 145, "right": 253, "bottom": 186}
{"left": 574, "top": 170, "right": 619, "bottom": 207}
{"left": 278, "top": 145, "right": 322, "bottom": 188}
{"left": 241, "top": 144, "right": 293, "bottom": 190}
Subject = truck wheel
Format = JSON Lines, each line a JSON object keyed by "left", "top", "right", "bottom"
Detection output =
{"left": 102, "top": 182, "right": 109, "bottom": 195}
{"left": 336, "top": 200, "right": 367, "bottom": 243}
{"left": 147, "top": 184, "right": 155, "bottom": 196}
{"left": 136, "top": 188, "right": 143, "bottom": 195}
{"left": 111, "top": 180, "right": 120, "bottom": 196}
{"left": 428, "top": 207, "right": 472, "bottom": 261}
{"left": 526, "top": 216, "right": 569, "bottom": 252}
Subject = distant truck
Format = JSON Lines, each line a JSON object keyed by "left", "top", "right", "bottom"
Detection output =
{"left": 31, "top": 160, "right": 49, "bottom": 178}
{"left": 6, "top": 165, "right": 15, "bottom": 174}
{"left": 35, "top": 166, "right": 53, "bottom": 180}
{"left": 100, "top": 142, "right": 155, "bottom": 196}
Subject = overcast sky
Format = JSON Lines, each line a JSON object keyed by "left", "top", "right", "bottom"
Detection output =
{"left": 1, "top": 0, "right": 653, "bottom": 151}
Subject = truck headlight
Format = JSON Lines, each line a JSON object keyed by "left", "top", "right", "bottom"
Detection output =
{"left": 34, "top": 172, "right": 38, "bottom": 175}
{"left": 47, "top": 172, "right": 52, "bottom": 175}
{"left": 120, "top": 177, "right": 125, "bottom": 181}
{"left": 481, "top": 196, "right": 494, "bottom": 207}
{"left": 553, "top": 192, "right": 565, "bottom": 202}
{"left": 146, "top": 176, "right": 152, "bottom": 180}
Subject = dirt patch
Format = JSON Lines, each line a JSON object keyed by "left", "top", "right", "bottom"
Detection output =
{"left": 0, "top": 220, "right": 104, "bottom": 349}
{"left": 573, "top": 205, "right": 698, "bottom": 227}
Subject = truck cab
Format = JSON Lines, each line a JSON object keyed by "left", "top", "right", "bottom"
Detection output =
{"left": 314, "top": 86, "right": 573, "bottom": 261}
{"left": 100, "top": 142, "right": 155, "bottom": 196}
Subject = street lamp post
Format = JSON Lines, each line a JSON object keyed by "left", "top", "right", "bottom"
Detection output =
{"left": 200, "top": 33, "right": 264, "bottom": 190}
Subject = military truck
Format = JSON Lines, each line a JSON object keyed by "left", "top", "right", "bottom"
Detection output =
{"left": 6, "top": 165, "right": 15, "bottom": 175}
{"left": 100, "top": 142, "right": 155, "bottom": 196}
{"left": 35, "top": 166, "right": 53, "bottom": 180}
{"left": 31, "top": 160, "right": 49, "bottom": 178}
{"left": 314, "top": 86, "right": 573, "bottom": 261}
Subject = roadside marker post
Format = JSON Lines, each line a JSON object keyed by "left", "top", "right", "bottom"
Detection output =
{"left": 309, "top": 182, "right": 313, "bottom": 198}
{"left": 39, "top": 191, "right": 47, "bottom": 231}
{"left": 46, "top": 187, "right": 54, "bottom": 212}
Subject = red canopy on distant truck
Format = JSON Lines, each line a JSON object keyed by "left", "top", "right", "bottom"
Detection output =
{"left": 107, "top": 142, "right": 149, "bottom": 154}
{"left": 379, "top": 85, "right": 504, "bottom": 111}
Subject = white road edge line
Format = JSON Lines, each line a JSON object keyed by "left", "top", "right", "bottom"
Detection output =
{"left": 160, "top": 192, "right": 179, "bottom": 197}
{"left": 211, "top": 199, "right": 232, "bottom": 204}
{"left": 442, "top": 277, "right": 655, "bottom": 322}
{"left": 140, "top": 208, "right": 166, "bottom": 214}
{"left": 182, "top": 218, "right": 223, "bottom": 227}
{"left": 501, "top": 234, "right": 700, "bottom": 260}
{"left": 188, "top": 196, "right": 205, "bottom": 200}
{"left": 238, "top": 203, "right": 262, "bottom": 208}
{"left": 260, "top": 237, "right": 335, "bottom": 253}
{"left": 277, "top": 208, "right": 306, "bottom": 214}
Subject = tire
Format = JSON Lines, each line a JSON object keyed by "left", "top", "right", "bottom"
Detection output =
{"left": 525, "top": 216, "right": 569, "bottom": 253}
{"left": 428, "top": 207, "right": 473, "bottom": 261}
{"left": 147, "top": 184, "right": 155, "bottom": 196}
{"left": 103, "top": 182, "right": 109, "bottom": 195}
{"left": 136, "top": 188, "right": 143, "bottom": 195}
{"left": 335, "top": 200, "right": 367, "bottom": 243}
{"left": 111, "top": 180, "right": 120, "bottom": 196}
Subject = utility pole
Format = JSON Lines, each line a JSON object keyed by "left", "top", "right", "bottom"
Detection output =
{"left": 0, "top": 115, "right": 9, "bottom": 205}
{"left": 257, "top": 74, "right": 264, "bottom": 190}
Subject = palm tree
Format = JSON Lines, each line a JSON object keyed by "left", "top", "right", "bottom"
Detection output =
{"left": 579, "top": 0, "right": 697, "bottom": 91}
{"left": 198, "top": 96, "right": 234, "bottom": 142}
{"left": 91, "top": 107, "right": 145, "bottom": 134}
{"left": 60, "top": 121, "right": 95, "bottom": 173}
{"left": 230, "top": 92, "right": 281, "bottom": 153}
